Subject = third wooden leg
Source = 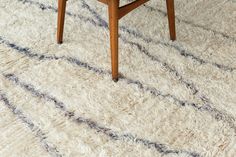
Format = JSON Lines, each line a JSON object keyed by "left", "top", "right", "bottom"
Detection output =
{"left": 57, "top": 0, "right": 67, "bottom": 44}
{"left": 166, "top": 0, "right": 176, "bottom": 40}
{"left": 108, "top": 0, "right": 119, "bottom": 82}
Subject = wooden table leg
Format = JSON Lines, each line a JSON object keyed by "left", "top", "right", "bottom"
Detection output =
{"left": 108, "top": 0, "right": 120, "bottom": 82}
{"left": 166, "top": 0, "right": 176, "bottom": 41}
{"left": 57, "top": 0, "right": 67, "bottom": 44}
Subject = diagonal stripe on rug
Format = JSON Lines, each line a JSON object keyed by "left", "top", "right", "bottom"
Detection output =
{"left": 0, "top": 0, "right": 235, "bottom": 156}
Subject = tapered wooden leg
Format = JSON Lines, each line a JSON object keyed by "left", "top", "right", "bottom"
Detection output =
{"left": 108, "top": 0, "right": 119, "bottom": 82}
{"left": 166, "top": 0, "right": 176, "bottom": 40}
{"left": 57, "top": 0, "right": 67, "bottom": 44}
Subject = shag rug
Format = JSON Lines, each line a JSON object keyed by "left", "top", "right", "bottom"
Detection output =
{"left": 0, "top": 0, "right": 236, "bottom": 156}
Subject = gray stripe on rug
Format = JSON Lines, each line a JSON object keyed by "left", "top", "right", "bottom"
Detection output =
{"left": 143, "top": 4, "right": 236, "bottom": 42}
{"left": 18, "top": 0, "right": 236, "bottom": 72}
{"left": 14, "top": 0, "right": 236, "bottom": 118}
{"left": 0, "top": 91, "right": 64, "bottom": 157}
{"left": 0, "top": 36, "right": 235, "bottom": 134}
{"left": 2, "top": 73, "right": 201, "bottom": 157}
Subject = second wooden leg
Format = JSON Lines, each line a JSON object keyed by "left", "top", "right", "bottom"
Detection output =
{"left": 108, "top": 0, "right": 119, "bottom": 82}
{"left": 57, "top": 0, "right": 67, "bottom": 44}
{"left": 166, "top": 0, "right": 176, "bottom": 41}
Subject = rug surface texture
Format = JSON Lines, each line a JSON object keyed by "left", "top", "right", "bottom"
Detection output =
{"left": 0, "top": 0, "right": 236, "bottom": 157}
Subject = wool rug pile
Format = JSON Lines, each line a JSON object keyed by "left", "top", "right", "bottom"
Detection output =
{"left": 0, "top": 0, "right": 236, "bottom": 156}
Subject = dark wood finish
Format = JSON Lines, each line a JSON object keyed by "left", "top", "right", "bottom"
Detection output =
{"left": 57, "top": 0, "right": 176, "bottom": 81}
{"left": 166, "top": 0, "right": 176, "bottom": 40}
{"left": 57, "top": 0, "right": 67, "bottom": 44}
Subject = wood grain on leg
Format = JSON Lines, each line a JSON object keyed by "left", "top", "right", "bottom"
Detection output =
{"left": 57, "top": 0, "right": 67, "bottom": 44}
{"left": 166, "top": 0, "right": 176, "bottom": 40}
{"left": 108, "top": 0, "right": 119, "bottom": 82}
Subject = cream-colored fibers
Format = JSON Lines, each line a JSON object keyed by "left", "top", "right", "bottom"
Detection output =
{"left": 0, "top": 0, "right": 236, "bottom": 156}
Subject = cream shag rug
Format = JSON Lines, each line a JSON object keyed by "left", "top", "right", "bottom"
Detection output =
{"left": 0, "top": 0, "right": 236, "bottom": 157}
